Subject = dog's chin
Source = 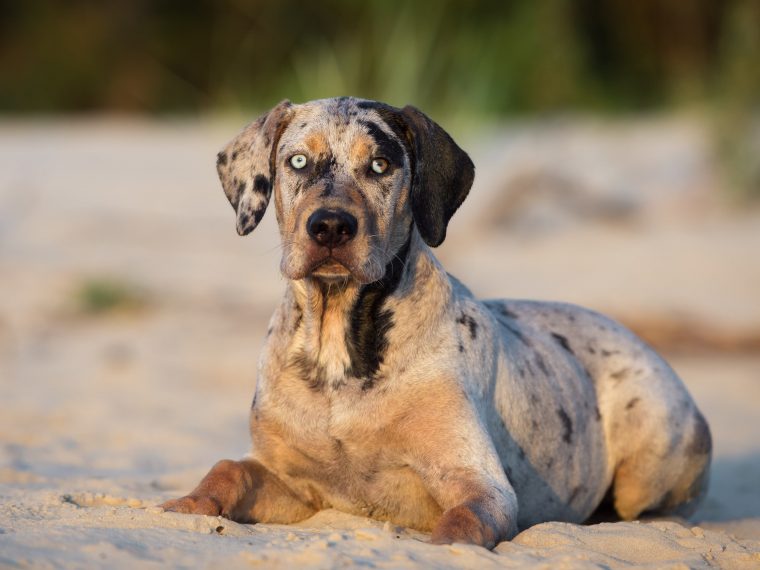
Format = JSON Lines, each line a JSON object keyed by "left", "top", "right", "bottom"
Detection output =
{"left": 283, "top": 256, "right": 383, "bottom": 285}
{"left": 310, "top": 258, "right": 352, "bottom": 282}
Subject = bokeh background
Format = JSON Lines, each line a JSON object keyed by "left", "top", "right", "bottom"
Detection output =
{"left": 1, "top": 1, "right": 759, "bottom": 566}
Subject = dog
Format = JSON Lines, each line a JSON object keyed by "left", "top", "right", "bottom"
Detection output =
{"left": 160, "top": 97, "right": 712, "bottom": 549}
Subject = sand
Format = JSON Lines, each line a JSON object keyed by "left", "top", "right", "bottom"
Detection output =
{"left": 1, "top": 116, "right": 759, "bottom": 568}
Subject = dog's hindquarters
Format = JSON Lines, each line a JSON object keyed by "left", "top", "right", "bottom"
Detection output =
{"left": 486, "top": 299, "right": 711, "bottom": 523}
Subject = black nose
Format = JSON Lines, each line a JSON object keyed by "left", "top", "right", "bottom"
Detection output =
{"left": 307, "top": 209, "right": 358, "bottom": 248}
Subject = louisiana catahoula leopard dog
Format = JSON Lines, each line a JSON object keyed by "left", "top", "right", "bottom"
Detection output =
{"left": 160, "top": 97, "right": 712, "bottom": 549}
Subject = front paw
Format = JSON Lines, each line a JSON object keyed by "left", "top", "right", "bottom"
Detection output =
{"left": 431, "top": 504, "right": 497, "bottom": 549}
{"left": 159, "top": 495, "right": 223, "bottom": 516}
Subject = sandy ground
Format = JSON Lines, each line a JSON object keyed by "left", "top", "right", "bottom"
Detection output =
{"left": 1, "top": 116, "right": 759, "bottom": 568}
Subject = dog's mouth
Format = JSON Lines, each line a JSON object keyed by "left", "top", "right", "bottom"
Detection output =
{"left": 309, "top": 257, "right": 352, "bottom": 280}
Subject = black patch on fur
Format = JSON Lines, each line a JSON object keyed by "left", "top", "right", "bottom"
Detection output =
{"left": 238, "top": 211, "right": 250, "bottom": 228}
{"left": 359, "top": 120, "right": 405, "bottom": 167}
{"left": 687, "top": 410, "right": 712, "bottom": 456}
{"left": 500, "top": 321, "right": 531, "bottom": 347}
{"left": 626, "top": 397, "right": 640, "bottom": 410}
{"left": 485, "top": 301, "right": 519, "bottom": 320}
{"left": 347, "top": 232, "right": 412, "bottom": 386}
{"left": 568, "top": 485, "right": 584, "bottom": 505}
{"left": 289, "top": 350, "right": 327, "bottom": 391}
{"left": 216, "top": 151, "right": 228, "bottom": 167}
{"left": 320, "top": 180, "right": 334, "bottom": 197}
{"left": 611, "top": 368, "right": 629, "bottom": 381}
{"left": 252, "top": 204, "right": 266, "bottom": 225}
{"left": 458, "top": 342, "right": 465, "bottom": 353}
{"left": 557, "top": 407, "right": 573, "bottom": 444}
{"left": 456, "top": 313, "right": 478, "bottom": 340}
{"left": 292, "top": 309, "right": 303, "bottom": 332}
{"left": 304, "top": 154, "right": 337, "bottom": 187}
{"left": 594, "top": 405, "right": 602, "bottom": 421}
{"left": 535, "top": 353, "right": 550, "bottom": 376}
{"left": 234, "top": 180, "right": 246, "bottom": 209}
{"left": 499, "top": 306, "right": 519, "bottom": 319}
{"left": 253, "top": 174, "right": 271, "bottom": 196}
{"left": 551, "top": 332, "right": 574, "bottom": 355}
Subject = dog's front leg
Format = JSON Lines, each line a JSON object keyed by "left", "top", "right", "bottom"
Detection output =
{"left": 403, "top": 404, "right": 519, "bottom": 548}
{"left": 159, "top": 458, "right": 315, "bottom": 524}
{"left": 425, "top": 469, "right": 518, "bottom": 549}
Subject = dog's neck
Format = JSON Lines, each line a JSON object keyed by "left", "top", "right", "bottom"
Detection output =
{"left": 285, "top": 230, "right": 432, "bottom": 391}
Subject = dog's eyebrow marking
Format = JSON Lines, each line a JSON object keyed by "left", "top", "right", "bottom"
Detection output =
{"left": 348, "top": 233, "right": 412, "bottom": 387}
{"left": 551, "top": 332, "right": 574, "bottom": 356}
{"left": 305, "top": 133, "right": 329, "bottom": 155}
{"left": 557, "top": 407, "right": 573, "bottom": 444}
{"left": 359, "top": 120, "right": 405, "bottom": 166}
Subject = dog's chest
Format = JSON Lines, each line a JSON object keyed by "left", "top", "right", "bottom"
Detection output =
{"left": 252, "top": 391, "right": 440, "bottom": 528}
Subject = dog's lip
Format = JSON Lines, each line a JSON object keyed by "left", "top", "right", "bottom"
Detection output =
{"left": 310, "top": 256, "right": 351, "bottom": 277}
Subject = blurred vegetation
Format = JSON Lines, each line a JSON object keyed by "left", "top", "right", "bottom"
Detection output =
{"left": 1, "top": 0, "right": 757, "bottom": 117}
{"left": 0, "top": 0, "right": 758, "bottom": 195}
{"left": 75, "top": 278, "right": 148, "bottom": 316}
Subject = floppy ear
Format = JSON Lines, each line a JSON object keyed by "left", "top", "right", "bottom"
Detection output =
{"left": 400, "top": 105, "right": 475, "bottom": 247}
{"left": 216, "top": 100, "right": 294, "bottom": 236}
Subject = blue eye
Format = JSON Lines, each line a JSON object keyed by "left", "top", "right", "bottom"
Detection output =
{"left": 290, "top": 154, "right": 307, "bottom": 169}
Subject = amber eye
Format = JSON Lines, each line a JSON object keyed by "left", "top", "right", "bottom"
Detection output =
{"left": 290, "top": 154, "right": 307, "bottom": 169}
{"left": 370, "top": 158, "right": 389, "bottom": 174}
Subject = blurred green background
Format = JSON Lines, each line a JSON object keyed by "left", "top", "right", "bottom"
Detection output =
{"left": 1, "top": 0, "right": 758, "bottom": 116}
{"left": 1, "top": 0, "right": 758, "bottom": 195}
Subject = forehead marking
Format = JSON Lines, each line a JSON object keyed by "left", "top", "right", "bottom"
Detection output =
{"left": 350, "top": 139, "right": 372, "bottom": 162}
{"left": 358, "top": 120, "right": 404, "bottom": 165}
{"left": 305, "top": 133, "right": 329, "bottom": 156}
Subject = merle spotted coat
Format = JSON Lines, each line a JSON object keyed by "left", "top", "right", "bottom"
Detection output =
{"left": 160, "top": 97, "right": 711, "bottom": 549}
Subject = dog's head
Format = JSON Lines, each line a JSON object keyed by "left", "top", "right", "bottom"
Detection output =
{"left": 216, "top": 97, "right": 474, "bottom": 284}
